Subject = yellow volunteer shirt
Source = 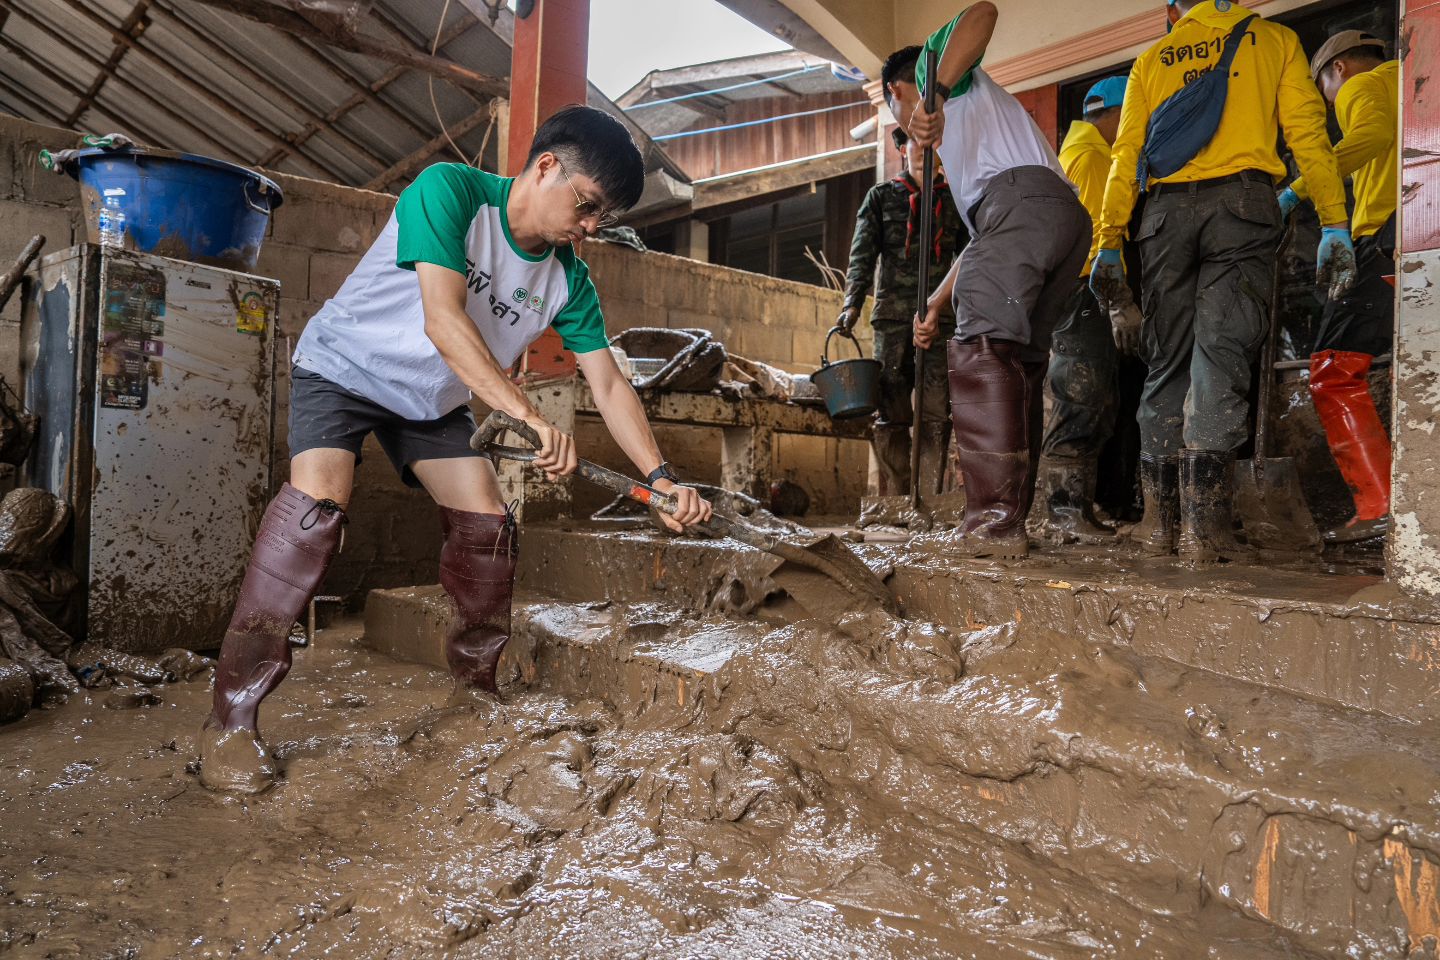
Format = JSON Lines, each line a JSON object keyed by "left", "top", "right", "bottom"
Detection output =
{"left": 1095, "top": 1, "right": 1347, "bottom": 250}
{"left": 1059, "top": 120, "right": 1111, "bottom": 274}
{"left": 1291, "top": 60, "right": 1398, "bottom": 240}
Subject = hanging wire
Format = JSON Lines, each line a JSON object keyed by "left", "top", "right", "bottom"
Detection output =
{"left": 429, "top": 0, "right": 472, "bottom": 164}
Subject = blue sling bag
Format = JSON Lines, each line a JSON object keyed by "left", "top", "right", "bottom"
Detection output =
{"left": 1138, "top": 14, "right": 1259, "bottom": 188}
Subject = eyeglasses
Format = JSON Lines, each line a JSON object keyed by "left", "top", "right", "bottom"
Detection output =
{"left": 556, "top": 159, "right": 620, "bottom": 228}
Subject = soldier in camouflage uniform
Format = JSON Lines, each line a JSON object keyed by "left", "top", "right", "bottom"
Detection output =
{"left": 838, "top": 128, "right": 968, "bottom": 496}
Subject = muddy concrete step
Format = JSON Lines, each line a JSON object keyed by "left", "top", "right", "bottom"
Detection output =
{"left": 486, "top": 597, "right": 1440, "bottom": 960}
{"left": 513, "top": 524, "right": 1440, "bottom": 725}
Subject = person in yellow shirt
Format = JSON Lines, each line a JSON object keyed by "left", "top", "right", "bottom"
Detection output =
{"left": 1278, "top": 31, "right": 1397, "bottom": 544}
{"left": 1031, "top": 76, "right": 1141, "bottom": 544}
{"left": 1089, "top": 0, "right": 1354, "bottom": 565}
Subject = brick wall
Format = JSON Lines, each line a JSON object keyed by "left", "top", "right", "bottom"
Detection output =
{"left": 0, "top": 112, "right": 872, "bottom": 605}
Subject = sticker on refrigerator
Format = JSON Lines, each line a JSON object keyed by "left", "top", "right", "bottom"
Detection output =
{"left": 100, "top": 261, "right": 166, "bottom": 410}
{"left": 235, "top": 289, "right": 269, "bottom": 335}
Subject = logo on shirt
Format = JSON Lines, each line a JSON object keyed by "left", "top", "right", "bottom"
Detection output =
{"left": 512, "top": 287, "right": 529, "bottom": 304}
{"left": 464, "top": 258, "right": 522, "bottom": 327}
{"left": 527, "top": 294, "right": 545, "bottom": 313}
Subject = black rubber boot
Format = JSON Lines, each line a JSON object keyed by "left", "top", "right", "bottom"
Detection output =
{"left": 1132, "top": 454, "right": 1179, "bottom": 556}
{"left": 1028, "top": 457, "right": 1116, "bottom": 544}
{"left": 1177, "top": 449, "right": 1255, "bottom": 565}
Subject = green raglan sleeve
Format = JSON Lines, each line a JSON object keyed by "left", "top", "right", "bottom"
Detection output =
{"left": 551, "top": 248, "right": 609, "bottom": 355}
{"left": 394, "top": 163, "right": 487, "bottom": 274}
{"left": 914, "top": 8, "right": 981, "bottom": 99}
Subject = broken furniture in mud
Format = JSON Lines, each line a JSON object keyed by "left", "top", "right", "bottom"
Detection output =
{"left": 501, "top": 373, "right": 870, "bottom": 520}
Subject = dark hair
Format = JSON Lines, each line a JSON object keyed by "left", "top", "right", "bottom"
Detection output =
{"left": 525, "top": 105, "right": 645, "bottom": 212}
{"left": 881, "top": 45, "right": 922, "bottom": 108}
{"left": 891, "top": 126, "right": 909, "bottom": 150}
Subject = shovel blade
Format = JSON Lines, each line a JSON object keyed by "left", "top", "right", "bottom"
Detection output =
{"left": 778, "top": 533, "right": 896, "bottom": 615}
{"left": 1235, "top": 457, "right": 1322, "bottom": 554}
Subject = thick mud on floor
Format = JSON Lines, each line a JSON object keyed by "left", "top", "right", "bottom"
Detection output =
{"left": 0, "top": 603, "right": 1421, "bottom": 958}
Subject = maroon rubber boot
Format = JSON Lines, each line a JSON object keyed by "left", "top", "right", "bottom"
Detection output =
{"left": 439, "top": 506, "right": 519, "bottom": 695}
{"left": 199, "top": 483, "right": 345, "bottom": 793}
{"left": 942, "top": 337, "right": 1032, "bottom": 559}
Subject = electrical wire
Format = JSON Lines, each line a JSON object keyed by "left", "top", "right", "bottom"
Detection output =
{"left": 623, "top": 64, "right": 827, "bottom": 110}
{"left": 429, "top": 0, "right": 471, "bottom": 164}
{"left": 651, "top": 101, "right": 871, "bottom": 142}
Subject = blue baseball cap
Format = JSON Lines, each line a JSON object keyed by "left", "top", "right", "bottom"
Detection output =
{"left": 1084, "top": 75, "right": 1128, "bottom": 112}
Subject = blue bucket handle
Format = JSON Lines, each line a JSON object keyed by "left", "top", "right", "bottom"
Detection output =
{"left": 243, "top": 178, "right": 277, "bottom": 215}
{"left": 820, "top": 325, "right": 867, "bottom": 368}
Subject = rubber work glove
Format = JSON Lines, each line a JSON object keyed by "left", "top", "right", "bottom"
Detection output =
{"left": 836, "top": 304, "right": 860, "bottom": 334}
{"left": 1276, "top": 187, "right": 1300, "bottom": 222}
{"left": 1088, "top": 248, "right": 1126, "bottom": 307}
{"left": 1106, "top": 283, "right": 1144, "bottom": 357}
{"left": 1316, "top": 226, "right": 1358, "bottom": 301}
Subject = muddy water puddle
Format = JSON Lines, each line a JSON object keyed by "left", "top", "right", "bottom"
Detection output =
{"left": 0, "top": 601, "right": 1409, "bottom": 958}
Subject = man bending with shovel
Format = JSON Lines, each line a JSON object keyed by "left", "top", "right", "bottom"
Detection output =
{"left": 199, "top": 106, "right": 712, "bottom": 794}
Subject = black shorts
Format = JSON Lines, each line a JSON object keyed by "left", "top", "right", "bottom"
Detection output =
{"left": 288, "top": 366, "right": 480, "bottom": 488}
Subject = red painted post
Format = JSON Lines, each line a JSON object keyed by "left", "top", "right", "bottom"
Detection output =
{"left": 506, "top": 0, "right": 592, "bottom": 177}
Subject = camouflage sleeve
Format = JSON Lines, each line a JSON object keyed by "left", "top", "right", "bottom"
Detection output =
{"left": 941, "top": 190, "right": 969, "bottom": 266}
{"left": 843, "top": 185, "right": 884, "bottom": 310}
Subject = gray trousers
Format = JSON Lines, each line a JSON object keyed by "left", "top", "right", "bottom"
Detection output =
{"left": 1042, "top": 281, "right": 1117, "bottom": 462}
{"left": 1136, "top": 175, "right": 1279, "bottom": 457}
{"left": 953, "top": 166, "right": 1092, "bottom": 361}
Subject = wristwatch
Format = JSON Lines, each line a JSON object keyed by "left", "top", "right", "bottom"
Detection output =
{"left": 645, "top": 462, "right": 680, "bottom": 485}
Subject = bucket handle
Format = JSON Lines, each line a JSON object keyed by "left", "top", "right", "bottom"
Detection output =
{"left": 243, "top": 179, "right": 274, "bottom": 215}
{"left": 820, "top": 325, "right": 867, "bottom": 368}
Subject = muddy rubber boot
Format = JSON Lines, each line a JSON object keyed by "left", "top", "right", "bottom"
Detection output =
{"left": 915, "top": 420, "right": 951, "bottom": 497}
{"left": 1019, "top": 359, "right": 1048, "bottom": 525}
{"left": 200, "top": 484, "right": 345, "bottom": 794}
{"left": 439, "top": 506, "right": 519, "bottom": 696}
{"left": 1309, "top": 350, "right": 1392, "bottom": 544}
{"left": 871, "top": 424, "right": 912, "bottom": 496}
{"left": 1029, "top": 458, "right": 1116, "bottom": 545}
{"left": 1131, "top": 454, "right": 1180, "bottom": 556}
{"left": 1177, "top": 450, "right": 1255, "bottom": 565}
{"left": 940, "top": 337, "right": 1030, "bottom": 559}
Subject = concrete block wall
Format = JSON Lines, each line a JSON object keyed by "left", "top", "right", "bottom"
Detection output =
{"left": 0, "top": 111, "right": 872, "bottom": 606}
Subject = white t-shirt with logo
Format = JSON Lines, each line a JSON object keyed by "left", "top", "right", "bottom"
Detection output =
{"left": 293, "top": 164, "right": 607, "bottom": 421}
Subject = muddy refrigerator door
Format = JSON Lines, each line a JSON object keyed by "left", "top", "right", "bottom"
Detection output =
{"left": 21, "top": 245, "right": 277, "bottom": 654}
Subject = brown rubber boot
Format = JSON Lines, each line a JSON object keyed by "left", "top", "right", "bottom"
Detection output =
{"left": 1132, "top": 454, "right": 1180, "bottom": 556}
{"left": 941, "top": 337, "right": 1031, "bottom": 559}
{"left": 1020, "top": 358, "right": 1048, "bottom": 523}
{"left": 439, "top": 506, "right": 519, "bottom": 695}
{"left": 1177, "top": 449, "right": 1256, "bottom": 565}
{"left": 200, "top": 484, "right": 345, "bottom": 794}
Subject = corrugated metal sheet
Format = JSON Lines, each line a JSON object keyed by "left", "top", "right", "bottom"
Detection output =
{"left": 0, "top": 0, "right": 684, "bottom": 195}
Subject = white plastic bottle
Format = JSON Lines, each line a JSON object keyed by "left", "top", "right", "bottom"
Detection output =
{"left": 98, "top": 194, "right": 126, "bottom": 248}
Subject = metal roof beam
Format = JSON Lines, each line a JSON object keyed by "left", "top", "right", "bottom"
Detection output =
{"left": 65, "top": 0, "right": 152, "bottom": 127}
{"left": 0, "top": 0, "right": 248, "bottom": 161}
{"left": 256, "top": 11, "right": 481, "bottom": 168}
{"left": 175, "top": 0, "right": 508, "bottom": 98}
{"left": 0, "top": 28, "right": 170, "bottom": 146}
{"left": 0, "top": 71, "right": 69, "bottom": 126}
{"left": 59, "top": 0, "right": 343, "bottom": 180}
{"left": 363, "top": 103, "right": 492, "bottom": 191}
{"left": 150, "top": 1, "right": 388, "bottom": 175}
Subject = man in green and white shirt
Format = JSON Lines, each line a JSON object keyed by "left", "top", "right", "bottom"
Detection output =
{"left": 200, "top": 107, "right": 712, "bottom": 794}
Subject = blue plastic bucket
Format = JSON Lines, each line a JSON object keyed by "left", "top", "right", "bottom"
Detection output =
{"left": 70, "top": 147, "right": 283, "bottom": 271}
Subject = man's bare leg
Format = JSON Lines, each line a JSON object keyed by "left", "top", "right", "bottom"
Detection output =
{"left": 412, "top": 456, "right": 520, "bottom": 697}
{"left": 199, "top": 449, "right": 355, "bottom": 793}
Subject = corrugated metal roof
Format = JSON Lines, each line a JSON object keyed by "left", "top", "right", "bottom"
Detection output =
{"left": 0, "top": 0, "right": 685, "bottom": 196}
{"left": 617, "top": 50, "right": 863, "bottom": 139}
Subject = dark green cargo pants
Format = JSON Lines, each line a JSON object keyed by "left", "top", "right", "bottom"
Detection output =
{"left": 1136, "top": 175, "right": 1280, "bottom": 457}
{"left": 871, "top": 319, "right": 952, "bottom": 495}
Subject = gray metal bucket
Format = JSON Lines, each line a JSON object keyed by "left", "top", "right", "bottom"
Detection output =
{"left": 812, "top": 326, "right": 881, "bottom": 420}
